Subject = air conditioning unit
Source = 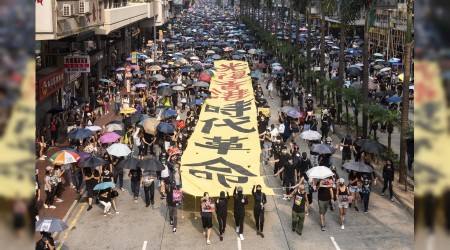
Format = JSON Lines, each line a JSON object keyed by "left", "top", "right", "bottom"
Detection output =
{"left": 79, "top": 1, "right": 90, "bottom": 14}
{"left": 62, "top": 4, "right": 75, "bottom": 17}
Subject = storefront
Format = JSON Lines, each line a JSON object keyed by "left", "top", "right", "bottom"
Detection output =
{"left": 36, "top": 68, "right": 65, "bottom": 127}
{"left": 65, "top": 71, "right": 82, "bottom": 106}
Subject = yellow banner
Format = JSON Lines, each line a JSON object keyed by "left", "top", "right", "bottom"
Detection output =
{"left": 131, "top": 52, "right": 137, "bottom": 64}
{"left": 414, "top": 61, "right": 449, "bottom": 196}
{"left": 181, "top": 60, "right": 274, "bottom": 196}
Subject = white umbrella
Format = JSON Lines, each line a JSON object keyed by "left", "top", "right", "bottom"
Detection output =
{"left": 380, "top": 67, "right": 391, "bottom": 73}
{"left": 145, "top": 58, "right": 154, "bottom": 63}
{"left": 106, "top": 123, "right": 123, "bottom": 132}
{"left": 299, "top": 130, "right": 322, "bottom": 141}
{"left": 373, "top": 53, "right": 384, "bottom": 57}
{"left": 306, "top": 166, "right": 334, "bottom": 179}
{"left": 172, "top": 85, "right": 185, "bottom": 91}
{"left": 190, "top": 56, "right": 199, "bottom": 60}
{"left": 272, "top": 65, "right": 283, "bottom": 71}
{"left": 409, "top": 85, "right": 414, "bottom": 90}
{"left": 106, "top": 143, "right": 132, "bottom": 157}
{"left": 248, "top": 49, "right": 256, "bottom": 54}
{"left": 86, "top": 125, "right": 102, "bottom": 131}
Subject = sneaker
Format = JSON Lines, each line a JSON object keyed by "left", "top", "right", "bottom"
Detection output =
{"left": 341, "top": 225, "right": 345, "bottom": 230}
{"left": 321, "top": 225, "right": 325, "bottom": 231}
{"left": 220, "top": 236, "right": 223, "bottom": 241}
{"left": 206, "top": 240, "right": 211, "bottom": 245}
{"left": 239, "top": 234, "right": 244, "bottom": 240}
{"left": 43, "top": 204, "right": 48, "bottom": 209}
{"left": 121, "top": 188, "right": 124, "bottom": 191}
{"left": 355, "top": 206, "right": 360, "bottom": 212}
{"left": 56, "top": 198, "right": 63, "bottom": 203}
{"left": 103, "top": 213, "right": 107, "bottom": 217}
{"left": 256, "top": 230, "right": 260, "bottom": 235}
{"left": 108, "top": 212, "right": 111, "bottom": 215}
{"left": 381, "top": 193, "right": 385, "bottom": 196}
{"left": 260, "top": 232, "right": 265, "bottom": 238}
{"left": 43, "top": 155, "right": 47, "bottom": 158}
{"left": 39, "top": 157, "right": 46, "bottom": 161}
{"left": 87, "top": 205, "right": 92, "bottom": 211}
{"left": 116, "top": 211, "right": 119, "bottom": 214}
{"left": 364, "top": 211, "right": 368, "bottom": 214}
{"left": 151, "top": 200, "right": 154, "bottom": 205}
{"left": 282, "top": 197, "right": 288, "bottom": 200}
{"left": 70, "top": 185, "right": 76, "bottom": 189}
{"left": 236, "top": 226, "right": 240, "bottom": 233}
{"left": 391, "top": 198, "right": 395, "bottom": 202}
{"left": 173, "top": 228, "right": 176, "bottom": 233}
{"left": 49, "top": 205, "right": 56, "bottom": 209}
{"left": 170, "top": 220, "right": 173, "bottom": 225}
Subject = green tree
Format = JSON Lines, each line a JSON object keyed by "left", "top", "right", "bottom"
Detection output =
{"left": 372, "top": 109, "right": 401, "bottom": 152}
{"left": 342, "top": 88, "right": 362, "bottom": 134}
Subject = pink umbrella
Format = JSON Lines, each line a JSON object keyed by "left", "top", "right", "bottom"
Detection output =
{"left": 199, "top": 73, "right": 211, "bottom": 82}
{"left": 126, "top": 57, "right": 132, "bottom": 61}
{"left": 99, "top": 132, "right": 121, "bottom": 143}
{"left": 130, "top": 64, "right": 139, "bottom": 69}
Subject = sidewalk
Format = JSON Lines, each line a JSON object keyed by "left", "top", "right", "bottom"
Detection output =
{"left": 332, "top": 124, "right": 414, "bottom": 215}
{"left": 35, "top": 92, "right": 125, "bottom": 241}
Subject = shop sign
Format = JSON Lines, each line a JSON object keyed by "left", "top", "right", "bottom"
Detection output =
{"left": 37, "top": 68, "right": 65, "bottom": 101}
{"left": 64, "top": 55, "right": 90, "bottom": 73}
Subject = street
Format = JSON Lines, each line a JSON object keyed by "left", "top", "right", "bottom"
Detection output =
{"left": 56, "top": 77, "right": 414, "bottom": 250}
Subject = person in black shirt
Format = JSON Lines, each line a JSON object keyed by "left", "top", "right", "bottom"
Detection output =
{"left": 128, "top": 167, "right": 142, "bottom": 202}
{"left": 84, "top": 167, "right": 100, "bottom": 211}
{"left": 284, "top": 184, "right": 309, "bottom": 236}
{"left": 317, "top": 179, "right": 334, "bottom": 231}
{"left": 166, "top": 178, "right": 178, "bottom": 233}
{"left": 35, "top": 232, "right": 55, "bottom": 250}
{"left": 252, "top": 185, "right": 267, "bottom": 238}
{"left": 272, "top": 146, "right": 290, "bottom": 182}
{"left": 297, "top": 152, "right": 312, "bottom": 178}
{"left": 99, "top": 189, "right": 112, "bottom": 216}
{"left": 275, "top": 157, "right": 297, "bottom": 199}
{"left": 215, "top": 191, "right": 230, "bottom": 241}
{"left": 340, "top": 134, "right": 353, "bottom": 167}
{"left": 382, "top": 159, "right": 395, "bottom": 202}
{"left": 233, "top": 186, "right": 248, "bottom": 240}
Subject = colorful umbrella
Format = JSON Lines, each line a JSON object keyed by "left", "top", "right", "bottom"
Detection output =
{"left": 49, "top": 150, "right": 80, "bottom": 165}
{"left": 99, "top": 132, "right": 121, "bottom": 143}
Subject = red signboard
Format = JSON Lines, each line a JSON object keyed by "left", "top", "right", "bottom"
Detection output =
{"left": 37, "top": 68, "right": 65, "bottom": 101}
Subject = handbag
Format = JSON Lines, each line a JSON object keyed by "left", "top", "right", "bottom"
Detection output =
{"left": 173, "top": 189, "right": 183, "bottom": 203}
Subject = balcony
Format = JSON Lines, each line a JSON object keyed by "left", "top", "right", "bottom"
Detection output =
{"left": 96, "top": 2, "right": 157, "bottom": 35}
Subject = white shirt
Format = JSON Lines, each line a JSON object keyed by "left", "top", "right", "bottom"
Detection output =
{"left": 161, "top": 164, "right": 170, "bottom": 178}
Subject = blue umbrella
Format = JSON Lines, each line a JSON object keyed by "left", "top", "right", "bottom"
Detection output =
{"left": 99, "top": 78, "right": 110, "bottom": 83}
{"left": 157, "top": 122, "right": 175, "bottom": 134}
{"left": 386, "top": 96, "right": 402, "bottom": 103}
{"left": 250, "top": 71, "right": 263, "bottom": 78}
{"left": 272, "top": 70, "right": 285, "bottom": 76}
{"left": 271, "top": 63, "right": 281, "bottom": 66}
{"left": 133, "top": 70, "right": 144, "bottom": 75}
{"left": 188, "top": 99, "right": 204, "bottom": 105}
{"left": 164, "top": 109, "right": 178, "bottom": 117}
{"left": 212, "top": 54, "right": 222, "bottom": 60}
{"left": 158, "top": 83, "right": 170, "bottom": 88}
{"left": 67, "top": 129, "right": 93, "bottom": 140}
{"left": 232, "top": 55, "right": 242, "bottom": 60}
{"left": 94, "top": 182, "right": 116, "bottom": 191}
{"left": 179, "top": 68, "right": 192, "bottom": 73}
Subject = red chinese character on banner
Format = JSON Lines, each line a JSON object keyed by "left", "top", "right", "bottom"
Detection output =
{"left": 217, "top": 62, "right": 247, "bottom": 72}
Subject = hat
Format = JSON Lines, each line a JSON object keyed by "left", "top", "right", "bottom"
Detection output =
{"left": 46, "top": 166, "right": 53, "bottom": 171}
{"left": 237, "top": 186, "right": 243, "bottom": 192}
{"left": 220, "top": 191, "right": 225, "bottom": 199}
{"left": 339, "top": 178, "right": 345, "bottom": 183}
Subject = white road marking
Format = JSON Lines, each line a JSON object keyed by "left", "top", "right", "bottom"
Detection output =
{"left": 142, "top": 241, "right": 148, "bottom": 250}
{"left": 330, "top": 236, "right": 341, "bottom": 250}
{"left": 237, "top": 237, "right": 242, "bottom": 250}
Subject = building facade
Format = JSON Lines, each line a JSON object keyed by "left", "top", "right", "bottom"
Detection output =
{"left": 35, "top": 0, "right": 172, "bottom": 127}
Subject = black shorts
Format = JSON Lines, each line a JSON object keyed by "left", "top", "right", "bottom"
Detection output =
{"left": 86, "top": 184, "right": 95, "bottom": 198}
{"left": 202, "top": 216, "right": 213, "bottom": 228}
{"left": 342, "top": 151, "right": 352, "bottom": 161}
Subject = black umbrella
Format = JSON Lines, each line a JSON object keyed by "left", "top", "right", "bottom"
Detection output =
{"left": 35, "top": 218, "right": 68, "bottom": 232}
{"left": 80, "top": 157, "right": 106, "bottom": 168}
{"left": 343, "top": 162, "right": 374, "bottom": 173}
{"left": 106, "top": 120, "right": 123, "bottom": 126}
{"left": 157, "top": 87, "right": 174, "bottom": 96}
{"left": 347, "top": 67, "right": 362, "bottom": 76}
{"left": 47, "top": 107, "right": 66, "bottom": 114}
{"left": 311, "top": 144, "right": 336, "bottom": 155}
{"left": 360, "top": 140, "right": 387, "bottom": 154}
{"left": 373, "top": 90, "right": 396, "bottom": 97}
{"left": 117, "top": 157, "right": 141, "bottom": 170}
{"left": 124, "top": 114, "right": 141, "bottom": 128}
{"left": 137, "top": 158, "right": 164, "bottom": 171}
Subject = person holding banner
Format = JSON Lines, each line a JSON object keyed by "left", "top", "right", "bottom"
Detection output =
{"left": 252, "top": 185, "right": 267, "bottom": 238}
{"left": 201, "top": 192, "right": 215, "bottom": 245}
{"left": 233, "top": 186, "right": 248, "bottom": 241}
{"left": 216, "top": 191, "right": 230, "bottom": 241}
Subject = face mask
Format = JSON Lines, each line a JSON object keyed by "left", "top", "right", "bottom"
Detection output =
{"left": 282, "top": 150, "right": 287, "bottom": 154}
{"left": 256, "top": 189, "right": 261, "bottom": 193}
{"left": 340, "top": 183, "right": 344, "bottom": 187}
{"left": 288, "top": 160, "right": 293, "bottom": 164}
{"left": 237, "top": 191, "right": 243, "bottom": 195}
